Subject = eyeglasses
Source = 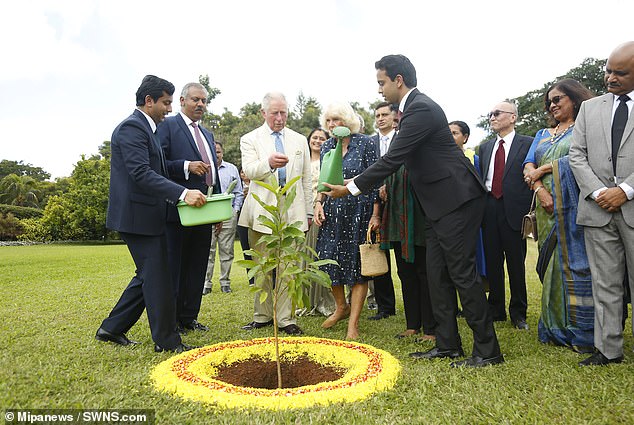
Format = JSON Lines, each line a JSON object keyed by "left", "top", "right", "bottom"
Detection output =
{"left": 546, "top": 94, "right": 568, "bottom": 108}
{"left": 488, "top": 110, "right": 514, "bottom": 119}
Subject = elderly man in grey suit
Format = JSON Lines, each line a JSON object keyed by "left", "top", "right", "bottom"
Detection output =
{"left": 238, "top": 92, "right": 313, "bottom": 335}
{"left": 569, "top": 41, "right": 634, "bottom": 366}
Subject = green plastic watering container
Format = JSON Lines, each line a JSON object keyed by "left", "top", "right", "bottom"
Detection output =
{"left": 317, "top": 126, "right": 350, "bottom": 192}
{"left": 176, "top": 193, "right": 234, "bottom": 226}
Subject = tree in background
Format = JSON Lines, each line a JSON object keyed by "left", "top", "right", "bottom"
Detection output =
{"left": 20, "top": 156, "right": 111, "bottom": 241}
{"left": 476, "top": 58, "right": 607, "bottom": 143}
{"left": 0, "top": 159, "right": 50, "bottom": 181}
{"left": 0, "top": 174, "right": 40, "bottom": 207}
{"left": 288, "top": 92, "right": 322, "bottom": 136}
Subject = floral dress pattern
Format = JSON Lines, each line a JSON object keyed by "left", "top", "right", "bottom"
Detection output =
{"left": 316, "top": 134, "right": 378, "bottom": 286}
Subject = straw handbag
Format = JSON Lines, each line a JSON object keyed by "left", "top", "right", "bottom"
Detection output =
{"left": 359, "top": 225, "right": 388, "bottom": 277}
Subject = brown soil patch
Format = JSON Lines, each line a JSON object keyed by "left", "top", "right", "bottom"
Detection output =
{"left": 214, "top": 354, "right": 347, "bottom": 389}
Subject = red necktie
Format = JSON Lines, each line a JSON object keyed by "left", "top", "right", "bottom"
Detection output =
{"left": 491, "top": 139, "right": 505, "bottom": 199}
{"left": 191, "top": 122, "right": 212, "bottom": 187}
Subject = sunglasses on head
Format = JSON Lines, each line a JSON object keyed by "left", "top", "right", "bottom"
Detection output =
{"left": 546, "top": 94, "right": 568, "bottom": 108}
{"left": 487, "top": 110, "right": 514, "bottom": 119}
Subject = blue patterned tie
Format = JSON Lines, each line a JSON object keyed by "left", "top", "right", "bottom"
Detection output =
{"left": 273, "top": 131, "right": 286, "bottom": 186}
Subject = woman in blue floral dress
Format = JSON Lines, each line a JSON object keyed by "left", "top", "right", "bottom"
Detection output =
{"left": 314, "top": 102, "right": 380, "bottom": 340}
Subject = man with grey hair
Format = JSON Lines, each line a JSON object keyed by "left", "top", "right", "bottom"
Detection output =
{"left": 238, "top": 92, "right": 313, "bottom": 335}
{"left": 478, "top": 100, "right": 533, "bottom": 330}
{"left": 158, "top": 82, "right": 221, "bottom": 334}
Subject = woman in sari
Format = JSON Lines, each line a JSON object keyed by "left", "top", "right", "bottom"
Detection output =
{"left": 523, "top": 79, "right": 594, "bottom": 353}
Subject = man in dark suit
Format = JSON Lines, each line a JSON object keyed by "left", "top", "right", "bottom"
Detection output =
{"left": 479, "top": 101, "right": 533, "bottom": 329}
{"left": 96, "top": 75, "right": 207, "bottom": 353}
{"left": 158, "top": 82, "right": 221, "bottom": 333}
{"left": 325, "top": 54, "right": 503, "bottom": 368}
{"left": 367, "top": 101, "right": 397, "bottom": 320}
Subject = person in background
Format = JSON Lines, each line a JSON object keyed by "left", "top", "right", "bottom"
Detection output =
{"left": 479, "top": 101, "right": 533, "bottom": 330}
{"left": 523, "top": 78, "right": 595, "bottom": 353}
{"left": 297, "top": 128, "right": 337, "bottom": 317}
{"left": 203, "top": 141, "right": 244, "bottom": 294}
{"left": 314, "top": 101, "right": 381, "bottom": 340}
{"left": 380, "top": 102, "right": 437, "bottom": 341}
{"left": 96, "top": 75, "right": 206, "bottom": 354}
{"left": 238, "top": 92, "right": 312, "bottom": 336}
{"left": 570, "top": 41, "right": 634, "bottom": 366}
{"left": 449, "top": 120, "right": 487, "bottom": 301}
{"left": 368, "top": 102, "right": 397, "bottom": 321}
{"left": 158, "top": 82, "right": 221, "bottom": 334}
{"left": 237, "top": 168, "right": 255, "bottom": 287}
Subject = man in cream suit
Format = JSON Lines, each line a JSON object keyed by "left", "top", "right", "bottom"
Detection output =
{"left": 238, "top": 92, "right": 312, "bottom": 335}
{"left": 570, "top": 41, "right": 634, "bottom": 366}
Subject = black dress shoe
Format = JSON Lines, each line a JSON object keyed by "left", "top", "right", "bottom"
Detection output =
{"left": 181, "top": 320, "right": 209, "bottom": 332}
{"left": 154, "top": 342, "right": 196, "bottom": 353}
{"left": 279, "top": 324, "right": 303, "bottom": 335}
{"left": 579, "top": 351, "right": 623, "bottom": 366}
{"left": 409, "top": 347, "right": 464, "bottom": 360}
{"left": 241, "top": 320, "right": 274, "bottom": 330}
{"left": 451, "top": 354, "right": 505, "bottom": 368}
{"left": 95, "top": 327, "right": 139, "bottom": 346}
{"left": 513, "top": 319, "right": 529, "bottom": 330}
{"left": 368, "top": 311, "right": 395, "bottom": 321}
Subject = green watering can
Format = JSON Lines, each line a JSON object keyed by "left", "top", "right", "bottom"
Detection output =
{"left": 317, "top": 126, "right": 350, "bottom": 192}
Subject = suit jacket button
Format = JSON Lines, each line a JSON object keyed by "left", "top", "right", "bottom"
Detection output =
{"left": 608, "top": 157, "right": 612, "bottom": 162}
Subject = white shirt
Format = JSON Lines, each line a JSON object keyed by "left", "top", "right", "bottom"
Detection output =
{"left": 592, "top": 91, "right": 634, "bottom": 200}
{"left": 484, "top": 130, "right": 515, "bottom": 191}
{"left": 379, "top": 129, "right": 395, "bottom": 157}
{"left": 180, "top": 112, "right": 216, "bottom": 185}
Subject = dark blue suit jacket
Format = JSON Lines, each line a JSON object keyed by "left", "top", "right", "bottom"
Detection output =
{"left": 158, "top": 114, "right": 221, "bottom": 222}
{"left": 106, "top": 109, "right": 185, "bottom": 236}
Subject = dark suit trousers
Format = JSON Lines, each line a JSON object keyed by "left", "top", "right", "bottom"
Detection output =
{"left": 426, "top": 195, "right": 501, "bottom": 358}
{"left": 374, "top": 250, "right": 396, "bottom": 314}
{"left": 483, "top": 195, "right": 527, "bottom": 322}
{"left": 101, "top": 232, "right": 181, "bottom": 349}
{"left": 166, "top": 222, "right": 213, "bottom": 325}
{"left": 394, "top": 242, "right": 437, "bottom": 334}
{"left": 237, "top": 224, "right": 254, "bottom": 286}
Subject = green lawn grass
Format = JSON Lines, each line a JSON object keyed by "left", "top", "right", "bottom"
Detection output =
{"left": 1, "top": 242, "right": 633, "bottom": 424}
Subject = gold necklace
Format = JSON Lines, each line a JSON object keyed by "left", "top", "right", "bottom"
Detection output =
{"left": 549, "top": 123, "right": 574, "bottom": 144}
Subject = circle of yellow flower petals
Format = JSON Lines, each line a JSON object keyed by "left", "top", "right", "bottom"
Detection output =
{"left": 151, "top": 336, "right": 401, "bottom": 410}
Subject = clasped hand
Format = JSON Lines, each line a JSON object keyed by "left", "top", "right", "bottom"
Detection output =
{"left": 188, "top": 161, "right": 210, "bottom": 176}
{"left": 596, "top": 187, "right": 626, "bottom": 212}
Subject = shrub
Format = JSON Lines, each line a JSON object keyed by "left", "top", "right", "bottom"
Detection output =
{"left": 0, "top": 204, "right": 43, "bottom": 219}
{"left": 0, "top": 212, "right": 24, "bottom": 240}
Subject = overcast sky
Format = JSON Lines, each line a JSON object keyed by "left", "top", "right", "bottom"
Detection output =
{"left": 2, "top": 0, "right": 632, "bottom": 179}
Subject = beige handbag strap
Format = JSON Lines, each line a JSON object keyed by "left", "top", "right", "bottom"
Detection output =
{"left": 529, "top": 190, "right": 537, "bottom": 213}
{"left": 366, "top": 224, "right": 381, "bottom": 244}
